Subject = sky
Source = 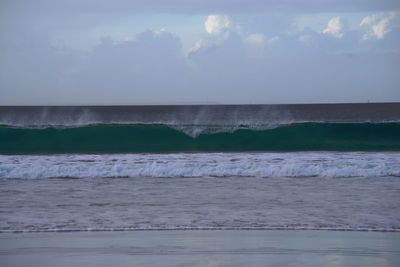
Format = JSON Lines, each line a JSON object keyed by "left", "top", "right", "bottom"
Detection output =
{"left": 0, "top": 0, "right": 399, "bottom": 105}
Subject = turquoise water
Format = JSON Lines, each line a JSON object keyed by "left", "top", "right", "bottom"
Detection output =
{"left": 1, "top": 122, "right": 400, "bottom": 154}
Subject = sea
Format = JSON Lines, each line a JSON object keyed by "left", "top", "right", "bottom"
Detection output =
{"left": 0, "top": 103, "right": 400, "bottom": 233}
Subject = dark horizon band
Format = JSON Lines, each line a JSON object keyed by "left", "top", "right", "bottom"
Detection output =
{"left": 1, "top": 103, "right": 400, "bottom": 126}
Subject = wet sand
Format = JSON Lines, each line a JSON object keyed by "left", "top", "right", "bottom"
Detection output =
{"left": 1, "top": 230, "right": 399, "bottom": 267}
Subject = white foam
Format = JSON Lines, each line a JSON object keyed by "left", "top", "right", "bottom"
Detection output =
{"left": 0, "top": 120, "right": 285, "bottom": 138}
{"left": 171, "top": 124, "right": 281, "bottom": 137}
{"left": 0, "top": 152, "right": 399, "bottom": 179}
{"left": 1, "top": 226, "right": 399, "bottom": 233}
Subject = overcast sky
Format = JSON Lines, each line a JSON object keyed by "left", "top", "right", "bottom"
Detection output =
{"left": 1, "top": 0, "right": 399, "bottom": 104}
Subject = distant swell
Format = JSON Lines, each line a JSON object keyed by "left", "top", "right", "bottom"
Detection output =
{"left": 0, "top": 122, "right": 400, "bottom": 154}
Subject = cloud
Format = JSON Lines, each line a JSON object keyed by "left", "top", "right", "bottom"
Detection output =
{"left": 75, "top": 30, "right": 187, "bottom": 93}
{"left": 205, "top": 15, "right": 232, "bottom": 35}
{"left": 360, "top": 13, "right": 398, "bottom": 40}
{"left": 0, "top": 29, "right": 192, "bottom": 104}
{"left": 191, "top": 16, "right": 275, "bottom": 57}
{"left": 189, "top": 15, "right": 235, "bottom": 54}
{"left": 188, "top": 40, "right": 206, "bottom": 54}
{"left": 246, "top": 34, "right": 268, "bottom": 45}
{"left": 1, "top": 11, "right": 400, "bottom": 105}
{"left": 245, "top": 34, "right": 278, "bottom": 56}
{"left": 322, "top": 17, "right": 344, "bottom": 38}
{"left": 3, "top": 0, "right": 399, "bottom": 16}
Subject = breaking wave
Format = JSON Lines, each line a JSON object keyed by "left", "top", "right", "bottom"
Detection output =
{"left": 0, "top": 122, "right": 400, "bottom": 154}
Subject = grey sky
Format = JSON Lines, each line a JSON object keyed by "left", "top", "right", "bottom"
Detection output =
{"left": 0, "top": 0, "right": 399, "bottom": 104}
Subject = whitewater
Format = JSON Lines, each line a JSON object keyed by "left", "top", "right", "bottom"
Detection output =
{"left": 0, "top": 151, "right": 399, "bottom": 233}
{"left": 1, "top": 152, "right": 400, "bottom": 179}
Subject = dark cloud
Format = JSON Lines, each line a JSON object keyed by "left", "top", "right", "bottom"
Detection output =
{"left": 70, "top": 30, "right": 189, "bottom": 102}
{"left": 2, "top": 0, "right": 399, "bottom": 16}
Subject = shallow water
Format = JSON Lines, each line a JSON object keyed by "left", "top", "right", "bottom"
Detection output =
{"left": 1, "top": 152, "right": 399, "bottom": 232}
{"left": 1, "top": 230, "right": 399, "bottom": 267}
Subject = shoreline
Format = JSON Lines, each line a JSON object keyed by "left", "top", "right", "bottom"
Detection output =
{"left": 1, "top": 230, "right": 399, "bottom": 267}
{"left": 2, "top": 227, "right": 400, "bottom": 234}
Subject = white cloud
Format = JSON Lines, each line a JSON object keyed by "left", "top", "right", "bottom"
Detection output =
{"left": 322, "top": 17, "right": 343, "bottom": 38}
{"left": 245, "top": 34, "right": 278, "bottom": 47}
{"left": 244, "top": 34, "right": 278, "bottom": 57}
{"left": 360, "top": 15, "right": 374, "bottom": 26}
{"left": 188, "top": 40, "right": 206, "bottom": 54}
{"left": 371, "top": 19, "right": 390, "bottom": 39}
{"left": 299, "top": 35, "right": 313, "bottom": 42}
{"left": 246, "top": 33, "right": 268, "bottom": 45}
{"left": 360, "top": 13, "right": 397, "bottom": 40}
{"left": 188, "top": 15, "right": 233, "bottom": 54}
{"left": 205, "top": 15, "right": 232, "bottom": 35}
{"left": 192, "top": 17, "right": 277, "bottom": 58}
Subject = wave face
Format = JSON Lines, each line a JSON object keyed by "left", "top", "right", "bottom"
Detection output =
{"left": 0, "top": 122, "right": 400, "bottom": 154}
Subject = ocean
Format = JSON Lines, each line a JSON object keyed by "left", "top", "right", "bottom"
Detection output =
{"left": 0, "top": 103, "right": 400, "bottom": 233}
